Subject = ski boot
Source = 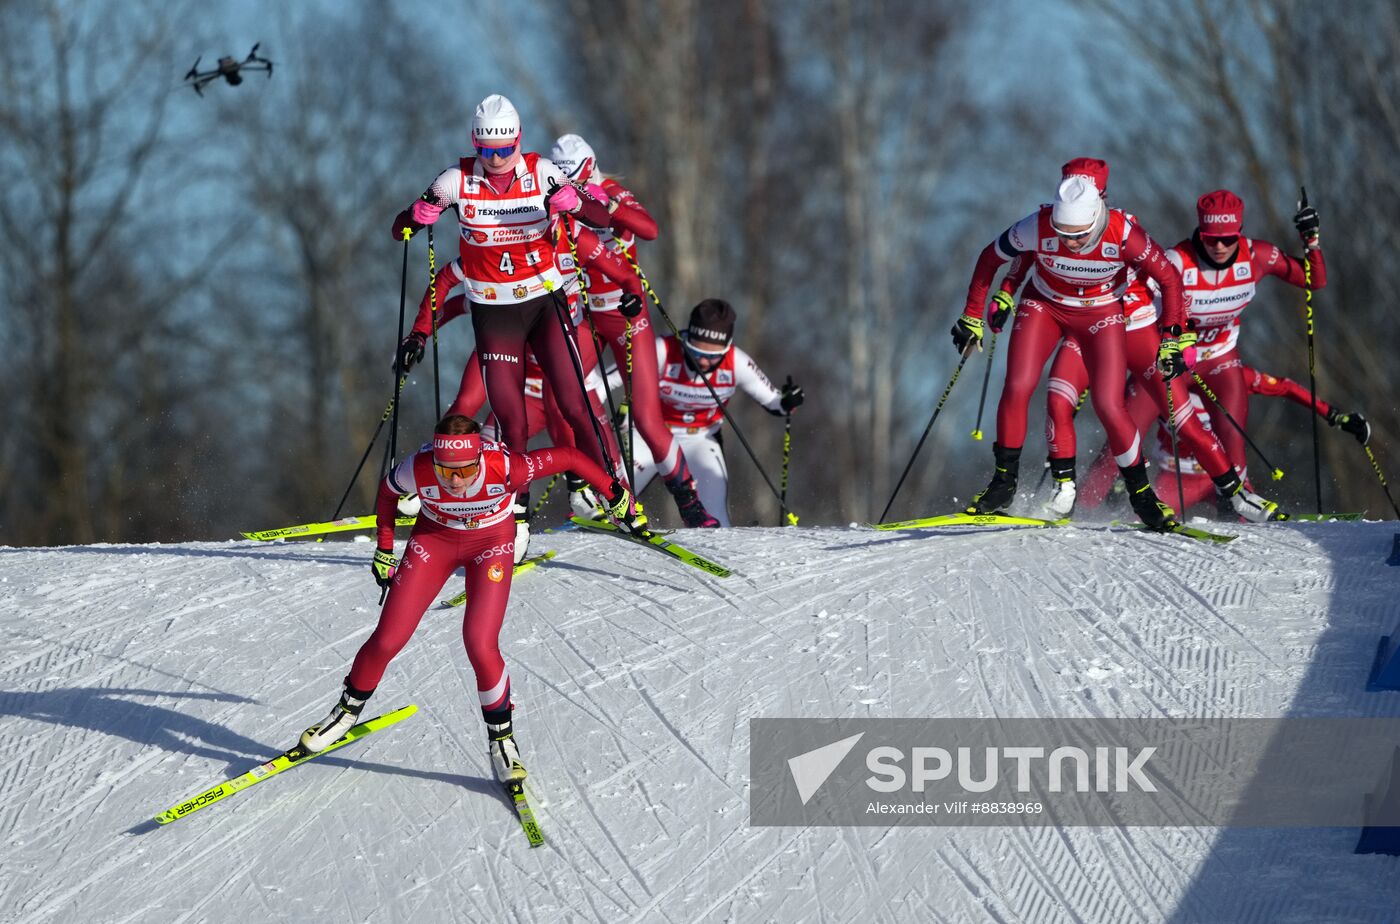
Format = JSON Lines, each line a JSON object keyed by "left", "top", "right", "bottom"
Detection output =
{"left": 567, "top": 474, "right": 605, "bottom": 520}
{"left": 666, "top": 475, "right": 719, "bottom": 528}
{"left": 1214, "top": 472, "right": 1287, "bottom": 522}
{"left": 299, "top": 680, "right": 374, "bottom": 754}
{"left": 1042, "top": 456, "right": 1077, "bottom": 519}
{"left": 513, "top": 495, "right": 531, "bottom": 564}
{"left": 1327, "top": 409, "right": 1371, "bottom": 446}
{"left": 488, "top": 720, "right": 527, "bottom": 784}
{"left": 1121, "top": 460, "right": 1178, "bottom": 532}
{"left": 967, "top": 444, "right": 1021, "bottom": 514}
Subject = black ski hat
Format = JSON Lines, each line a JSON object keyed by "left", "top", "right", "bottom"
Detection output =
{"left": 686, "top": 299, "right": 736, "bottom": 346}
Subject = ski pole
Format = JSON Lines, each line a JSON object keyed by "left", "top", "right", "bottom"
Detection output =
{"left": 331, "top": 377, "right": 405, "bottom": 521}
{"left": 879, "top": 341, "right": 977, "bottom": 524}
{"left": 531, "top": 474, "right": 560, "bottom": 517}
{"left": 620, "top": 247, "right": 790, "bottom": 508}
{"left": 781, "top": 388, "right": 797, "bottom": 526}
{"left": 557, "top": 215, "right": 625, "bottom": 486}
{"left": 1165, "top": 377, "right": 1187, "bottom": 517}
{"left": 1190, "top": 370, "right": 1284, "bottom": 480}
{"left": 1363, "top": 445, "right": 1400, "bottom": 519}
{"left": 625, "top": 316, "right": 635, "bottom": 479}
{"left": 971, "top": 327, "right": 1002, "bottom": 440}
{"left": 1301, "top": 186, "right": 1321, "bottom": 514}
{"left": 389, "top": 230, "right": 411, "bottom": 467}
{"left": 428, "top": 226, "right": 441, "bottom": 421}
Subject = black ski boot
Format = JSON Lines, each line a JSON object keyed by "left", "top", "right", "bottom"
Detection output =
{"left": 967, "top": 444, "right": 1021, "bottom": 514}
{"left": 1121, "top": 460, "right": 1178, "bottom": 532}
{"left": 666, "top": 476, "right": 719, "bottom": 528}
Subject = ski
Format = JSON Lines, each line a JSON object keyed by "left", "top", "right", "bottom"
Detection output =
{"left": 569, "top": 516, "right": 733, "bottom": 578}
{"left": 876, "top": 511, "right": 1235, "bottom": 544}
{"left": 872, "top": 512, "right": 1067, "bottom": 531}
{"left": 505, "top": 780, "right": 545, "bottom": 847}
{"left": 1121, "top": 522, "right": 1237, "bottom": 544}
{"left": 241, "top": 515, "right": 416, "bottom": 542}
{"left": 1290, "top": 512, "right": 1364, "bottom": 522}
{"left": 152, "top": 703, "right": 417, "bottom": 825}
{"left": 439, "top": 551, "right": 557, "bottom": 607}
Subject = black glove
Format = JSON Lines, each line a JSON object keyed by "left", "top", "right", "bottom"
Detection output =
{"left": 1293, "top": 202, "right": 1320, "bottom": 245}
{"left": 619, "top": 293, "right": 644, "bottom": 319}
{"left": 371, "top": 547, "right": 398, "bottom": 589}
{"left": 951, "top": 314, "right": 984, "bottom": 354}
{"left": 780, "top": 375, "right": 804, "bottom": 413}
{"left": 989, "top": 290, "right": 1016, "bottom": 333}
{"left": 1156, "top": 326, "right": 1188, "bottom": 380}
{"left": 395, "top": 332, "right": 426, "bottom": 372}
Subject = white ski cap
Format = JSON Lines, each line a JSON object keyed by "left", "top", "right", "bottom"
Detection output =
{"left": 550, "top": 134, "right": 597, "bottom": 180}
{"left": 473, "top": 94, "right": 520, "bottom": 144}
{"left": 1052, "top": 176, "right": 1103, "bottom": 230}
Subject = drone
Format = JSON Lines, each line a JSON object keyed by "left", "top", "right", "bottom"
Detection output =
{"left": 184, "top": 44, "right": 273, "bottom": 96}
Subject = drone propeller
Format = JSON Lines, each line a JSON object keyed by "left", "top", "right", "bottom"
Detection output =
{"left": 184, "top": 56, "right": 201, "bottom": 81}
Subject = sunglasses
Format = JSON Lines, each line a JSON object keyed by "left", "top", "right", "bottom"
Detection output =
{"left": 1200, "top": 234, "right": 1239, "bottom": 247}
{"left": 1053, "top": 226, "right": 1095, "bottom": 241}
{"left": 475, "top": 143, "right": 517, "bottom": 159}
{"left": 434, "top": 460, "right": 481, "bottom": 479}
{"left": 684, "top": 339, "right": 730, "bottom": 360}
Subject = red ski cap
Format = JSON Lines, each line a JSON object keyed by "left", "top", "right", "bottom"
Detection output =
{"left": 1197, "top": 189, "right": 1244, "bottom": 236}
{"left": 1061, "top": 157, "right": 1109, "bottom": 196}
{"left": 432, "top": 433, "right": 481, "bottom": 466}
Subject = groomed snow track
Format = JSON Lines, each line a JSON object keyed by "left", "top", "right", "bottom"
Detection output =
{"left": 2, "top": 521, "right": 1398, "bottom": 922}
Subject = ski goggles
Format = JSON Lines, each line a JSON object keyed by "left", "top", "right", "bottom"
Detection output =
{"left": 433, "top": 460, "right": 481, "bottom": 480}
{"left": 1051, "top": 224, "right": 1095, "bottom": 241}
{"left": 1200, "top": 233, "right": 1239, "bottom": 247}
{"left": 682, "top": 336, "right": 730, "bottom": 360}
{"left": 475, "top": 143, "right": 517, "bottom": 159}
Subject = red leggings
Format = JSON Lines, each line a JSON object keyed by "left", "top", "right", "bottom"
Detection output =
{"left": 1191, "top": 352, "right": 1250, "bottom": 479}
{"left": 469, "top": 293, "right": 609, "bottom": 473}
{"left": 348, "top": 519, "right": 516, "bottom": 722}
{"left": 998, "top": 290, "right": 1140, "bottom": 464}
{"left": 588, "top": 310, "right": 682, "bottom": 479}
{"left": 1045, "top": 323, "right": 1231, "bottom": 476}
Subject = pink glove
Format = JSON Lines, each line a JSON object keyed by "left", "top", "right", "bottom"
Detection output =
{"left": 583, "top": 183, "right": 611, "bottom": 205}
{"left": 411, "top": 199, "right": 444, "bottom": 225}
{"left": 548, "top": 185, "right": 582, "bottom": 214}
{"left": 1182, "top": 345, "right": 1198, "bottom": 370}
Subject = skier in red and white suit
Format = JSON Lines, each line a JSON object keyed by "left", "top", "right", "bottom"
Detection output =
{"left": 629, "top": 299, "right": 803, "bottom": 527}
{"left": 549, "top": 134, "right": 720, "bottom": 529}
{"left": 997, "top": 162, "right": 1285, "bottom": 522}
{"left": 1147, "top": 365, "right": 1370, "bottom": 514}
{"left": 400, "top": 252, "right": 620, "bottom": 465}
{"left": 390, "top": 95, "right": 617, "bottom": 539}
{"left": 1165, "top": 189, "right": 1327, "bottom": 483}
{"left": 298, "top": 415, "right": 644, "bottom": 786}
{"left": 953, "top": 173, "right": 1186, "bottom": 530}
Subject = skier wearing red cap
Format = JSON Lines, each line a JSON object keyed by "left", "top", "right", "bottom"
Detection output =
{"left": 953, "top": 167, "right": 1189, "bottom": 530}
{"left": 548, "top": 134, "right": 721, "bottom": 529}
{"left": 995, "top": 163, "right": 1288, "bottom": 522}
{"left": 1146, "top": 365, "right": 1370, "bottom": 514}
{"left": 630, "top": 299, "right": 803, "bottom": 527}
{"left": 390, "top": 95, "right": 617, "bottom": 559}
{"left": 298, "top": 414, "right": 644, "bottom": 785}
{"left": 1165, "top": 189, "right": 1327, "bottom": 482}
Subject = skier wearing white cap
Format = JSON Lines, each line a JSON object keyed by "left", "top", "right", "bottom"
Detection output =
{"left": 995, "top": 161, "right": 1289, "bottom": 523}
{"left": 548, "top": 133, "right": 721, "bottom": 528}
{"left": 951, "top": 170, "right": 1190, "bottom": 531}
{"left": 391, "top": 94, "right": 617, "bottom": 560}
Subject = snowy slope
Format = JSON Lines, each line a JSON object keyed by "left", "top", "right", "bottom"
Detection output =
{"left": 2, "top": 521, "right": 1399, "bottom": 923}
